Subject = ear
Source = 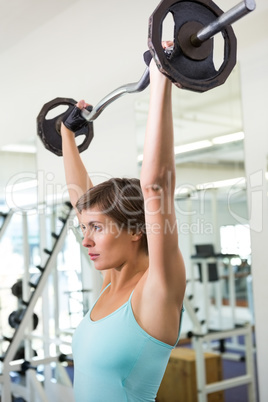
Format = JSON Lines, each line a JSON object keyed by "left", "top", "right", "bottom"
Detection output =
{"left": 131, "top": 231, "right": 143, "bottom": 242}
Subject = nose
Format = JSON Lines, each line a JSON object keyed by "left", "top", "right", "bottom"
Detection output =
{"left": 82, "top": 230, "right": 95, "bottom": 248}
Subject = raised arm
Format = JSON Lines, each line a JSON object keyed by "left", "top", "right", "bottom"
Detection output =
{"left": 61, "top": 100, "right": 93, "bottom": 208}
{"left": 140, "top": 47, "right": 185, "bottom": 303}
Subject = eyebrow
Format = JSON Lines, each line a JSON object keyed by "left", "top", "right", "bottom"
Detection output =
{"left": 80, "top": 220, "right": 103, "bottom": 226}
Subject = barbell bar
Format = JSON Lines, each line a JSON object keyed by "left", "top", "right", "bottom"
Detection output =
{"left": 81, "top": 68, "right": 150, "bottom": 122}
{"left": 81, "top": 0, "right": 256, "bottom": 121}
{"left": 37, "top": 0, "right": 256, "bottom": 156}
{"left": 191, "top": 0, "right": 256, "bottom": 46}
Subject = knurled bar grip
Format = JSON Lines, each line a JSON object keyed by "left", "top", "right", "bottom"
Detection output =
{"left": 191, "top": 0, "right": 256, "bottom": 46}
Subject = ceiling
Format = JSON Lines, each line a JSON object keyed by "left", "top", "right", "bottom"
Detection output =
{"left": 0, "top": 0, "right": 265, "bottom": 54}
{"left": 0, "top": 0, "right": 80, "bottom": 53}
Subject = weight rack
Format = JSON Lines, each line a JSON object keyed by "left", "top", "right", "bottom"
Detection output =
{"left": 0, "top": 211, "right": 14, "bottom": 242}
{"left": 0, "top": 203, "right": 75, "bottom": 402}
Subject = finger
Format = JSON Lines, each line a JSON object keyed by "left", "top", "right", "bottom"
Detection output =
{"left": 162, "top": 40, "right": 174, "bottom": 49}
{"left": 76, "top": 100, "right": 91, "bottom": 110}
{"left": 76, "top": 100, "right": 86, "bottom": 109}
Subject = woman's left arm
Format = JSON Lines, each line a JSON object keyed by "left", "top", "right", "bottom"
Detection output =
{"left": 140, "top": 53, "right": 186, "bottom": 305}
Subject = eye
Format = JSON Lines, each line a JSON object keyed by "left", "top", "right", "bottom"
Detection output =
{"left": 93, "top": 224, "right": 102, "bottom": 232}
{"left": 80, "top": 224, "right": 86, "bottom": 233}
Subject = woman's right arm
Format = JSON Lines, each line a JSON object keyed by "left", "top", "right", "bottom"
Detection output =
{"left": 61, "top": 100, "right": 93, "bottom": 208}
{"left": 61, "top": 101, "right": 112, "bottom": 290}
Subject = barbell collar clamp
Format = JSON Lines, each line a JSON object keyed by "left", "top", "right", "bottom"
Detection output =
{"left": 191, "top": 0, "right": 256, "bottom": 47}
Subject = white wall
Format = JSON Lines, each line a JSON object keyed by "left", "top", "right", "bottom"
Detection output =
{"left": 0, "top": 152, "right": 36, "bottom": 192}
{"left": 241, "top": 44, "right": 268, "bottom": 402}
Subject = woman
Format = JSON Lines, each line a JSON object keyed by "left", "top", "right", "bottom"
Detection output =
{"left": 61, "top": 43, "right": 186, "bottom": 402}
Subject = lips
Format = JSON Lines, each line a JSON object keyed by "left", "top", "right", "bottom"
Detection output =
{"left": 88, "top": 253, "right": 99, "bottom": 261}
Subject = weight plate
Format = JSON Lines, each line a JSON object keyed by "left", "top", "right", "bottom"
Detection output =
{"left": 8, "top": 309, "right": 39, "bottom": 330}
{"left": 148, "top": 0, "right": 237, "bottom": 92}
{"left": 37, "top": 97, "right": 94, "bottom": 156}
{"left": 11, "top": 280, "right": 23, "bottom": 299}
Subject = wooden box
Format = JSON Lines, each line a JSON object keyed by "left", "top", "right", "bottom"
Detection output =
{"left": 156, "top": 347, "right": 224, "bottom": 402}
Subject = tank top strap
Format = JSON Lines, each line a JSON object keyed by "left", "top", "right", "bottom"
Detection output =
{"left": 100, "top": 282, "right": 111, "bottom": 296}
{"left": 89, "top": 283, "right": 111, "bottom": 315}
{"left": 128, "top": 289, "right": 135, "bottom": 303}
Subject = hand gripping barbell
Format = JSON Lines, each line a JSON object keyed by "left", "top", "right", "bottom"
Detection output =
{"left": 37, "top": 0, "right": 255, "bottom": 156}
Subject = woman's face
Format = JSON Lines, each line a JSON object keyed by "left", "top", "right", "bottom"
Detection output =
{"left": 79, "top": 207, "right": 134, "bottom": 271}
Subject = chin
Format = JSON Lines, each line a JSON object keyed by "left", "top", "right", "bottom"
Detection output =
{"left": 93, "top": 262, "right": 112, "bottom": 271}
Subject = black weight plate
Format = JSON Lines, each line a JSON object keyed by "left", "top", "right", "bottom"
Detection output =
{"left": 8, "top": 311, "right": 19, "bottom": 329}
{"left": 37, "top": 97, "right": 94, "bottom": 156}
{"left": 11, "top": 280, "right": 23, "bottom": 299}
{"left": 8, "top": 309, "right": 39, "bottom": 330}
{"left": 148, "top": 0, "right": 237, "bottom": 92}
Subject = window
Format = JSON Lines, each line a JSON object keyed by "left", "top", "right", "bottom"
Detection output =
{"left": 220, "top": 224, "right": 251, "bottom": 257}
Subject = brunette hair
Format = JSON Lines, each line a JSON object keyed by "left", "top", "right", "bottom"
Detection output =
{"left": 76, "top": 178, "right": 148, "bottom": 254}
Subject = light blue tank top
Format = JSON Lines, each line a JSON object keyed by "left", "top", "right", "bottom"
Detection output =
{"left": 72, "top": 283, "right": 183, "bottom": 402}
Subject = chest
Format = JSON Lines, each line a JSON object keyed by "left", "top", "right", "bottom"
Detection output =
{"left": 73, "top": 304, "right": 141, "bottom": 374}
{"left": 90, "top": 289, "right": 133, "bottom": 321}
{"left": 72, "top": 307, "right": 172, "bottom": 401}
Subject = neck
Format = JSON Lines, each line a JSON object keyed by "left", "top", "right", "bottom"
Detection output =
{"left": 109, "top": 252, "right": 148, "bottom": 293}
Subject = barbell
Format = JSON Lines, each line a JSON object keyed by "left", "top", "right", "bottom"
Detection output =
{"left": 37, "top": 0, "right": 255, "bottom": 156}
